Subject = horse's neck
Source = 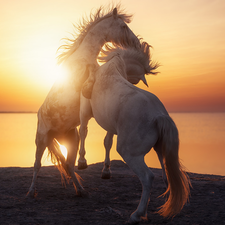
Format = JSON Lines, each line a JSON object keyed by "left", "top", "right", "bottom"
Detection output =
{"left": 81, "top": 34, "right": 104, "bottom": 59}
{"left": 69, "top": 23, "right": 108, "bottom": 64}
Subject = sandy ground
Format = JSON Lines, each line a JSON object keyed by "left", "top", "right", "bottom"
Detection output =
{"left": 0, "top": 160, "right": 225, "bottom": 225}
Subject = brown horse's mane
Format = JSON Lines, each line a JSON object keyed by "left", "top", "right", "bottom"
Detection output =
{"left": 57, "top": 4, "right": 133, "bottom": 64}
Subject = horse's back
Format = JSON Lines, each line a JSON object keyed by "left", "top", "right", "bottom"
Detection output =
{"left": 92, "top": 74, "right": 168, "bottom": 138}
{"left": 118, "top": 84, "right": 168, "bottom": 120}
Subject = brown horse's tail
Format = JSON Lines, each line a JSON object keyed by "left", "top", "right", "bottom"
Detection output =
{"left": 155, "top": 115, "right": 191, "bottom": 217}
{"left": 47, "top": 139, "right": 69, "bottom": 185}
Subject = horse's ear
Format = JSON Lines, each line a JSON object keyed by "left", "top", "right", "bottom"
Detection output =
{"left": 141, "top": 74, "right": 149, "bottom": 87}
{"left": 113, "top": 8, "right": 118, "bottom": 19}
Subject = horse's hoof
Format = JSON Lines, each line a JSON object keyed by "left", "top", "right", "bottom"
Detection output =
{"left": 26, "top": 190, "right": 37, "bottom": 198}
{"left": 128, "top": 217, "right": 141, "bottom": 224}
{"left": 78, "top": 161, "right": 88, "bottom": 170}
{"left": 101, "top": 170, "right": 111, "bottom": 179}
{"left": 127, "top": 211, "right": 143, "bottom": 224}
{"left": 77, "top": 189, "right": 89, "bottom": 198}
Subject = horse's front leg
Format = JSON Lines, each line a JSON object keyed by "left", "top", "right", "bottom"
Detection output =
{"left": 101, "top": 132, "right": 114, "bottom": 179}
{"left": 78, "top": 121, "right": 88, "bottom": 170}
{"left": 81, "top": 64, "right": 98, "bottom": 99}
{"left": 78, "top": 96, "right": 92, "bottom": 170}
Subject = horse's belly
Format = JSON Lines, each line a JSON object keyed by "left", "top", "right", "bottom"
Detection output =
{"left": 91, "top": 97, "right": 118, "bottom": 134}
{"left": 94, "top": 115, "right": 117, "bottom": 134}
{"left": 39, "top": 87, "right": 81, "bottom": 133}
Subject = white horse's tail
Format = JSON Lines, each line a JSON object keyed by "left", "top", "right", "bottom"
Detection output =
{"left": 155, "top": 115, "right": 191, "bottom": 217}
{"left": 47, "top": 139, "right": 70, "bottom": 185}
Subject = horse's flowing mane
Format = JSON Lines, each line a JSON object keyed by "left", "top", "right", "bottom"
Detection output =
{"left": 57, "top": 4, "right": 133, "bottom": 64}
{"left": 98, "top": 41, "right": 160, "bottom": 75}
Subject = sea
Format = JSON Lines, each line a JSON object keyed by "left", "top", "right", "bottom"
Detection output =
{"left": 0, "top": 113, "right": 225, "bottom": 176}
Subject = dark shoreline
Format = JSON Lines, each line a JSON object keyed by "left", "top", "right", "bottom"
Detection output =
{"left": 0, "top": 160, "right": 225, "bottom": 224}
{"left": 1, "top": 111, "right": 225, "bottom": 114}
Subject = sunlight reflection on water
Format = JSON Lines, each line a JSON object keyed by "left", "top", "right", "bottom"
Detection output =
{"left": 0, "top": 113, "right": 224, "bottom": 176}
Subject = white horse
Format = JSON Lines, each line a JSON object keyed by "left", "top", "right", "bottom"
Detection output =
{"left": 78, "top": 41, "right": 159, "bottom": 180}
{"left": 87, "top": 51, "right": 190, "bottom": 223}
{"left": 27, "top": 5, "right": 140, "bottom": 197}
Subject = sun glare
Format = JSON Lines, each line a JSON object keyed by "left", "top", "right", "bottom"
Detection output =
{"left": 52, "top": 63, "right": 69, "bottom": 84}
{"left": 36, "top": 58, "right": 69, "bottom": 86}
{"left": 18, "top": 32, "right": 69, "bottom": 88}
{"left": 59, "top": 144, "right": 68, "bottom": 159}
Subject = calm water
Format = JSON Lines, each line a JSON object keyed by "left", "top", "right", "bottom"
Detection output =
{"left": 0, "top": 113, "right": 225, "bottom": 175}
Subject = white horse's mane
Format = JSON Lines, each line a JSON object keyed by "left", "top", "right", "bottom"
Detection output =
{"left": 57, "top": 4, "right": 133, "bottom": 64}
{"left": 98, "top": 42, "right": 160, "bottom": 75}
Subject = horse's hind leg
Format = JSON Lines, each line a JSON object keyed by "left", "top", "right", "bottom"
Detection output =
{"left": 65, "top": 128, "right": 88, "bottom": 197}
{"left": 27, "top": 132, "right": 47, "bottom": 197}
{"left": 101, "top": 132, "right": 113, "bottom": 179}
{"left": 119, "top": 151, "right": 154, "bottom": 223}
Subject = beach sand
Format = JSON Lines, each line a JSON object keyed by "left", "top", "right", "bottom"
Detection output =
{"left": 0, "top": 160, "right": 225, "bottom": 224}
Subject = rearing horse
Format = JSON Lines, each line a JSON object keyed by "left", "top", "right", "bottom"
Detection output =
{"left": 27, "top": 5, "right": 140, "bottom": 197}
{"left": 88, "top": 51, "right": 191, "bottom": 223}
{"left": 78, "top": 41, "right": 159, "bottom": 179}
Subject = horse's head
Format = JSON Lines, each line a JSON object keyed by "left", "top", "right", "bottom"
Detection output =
{"left": 124, "top": 58, "right": 149, "bottom": 86}
{"left": 57, "top": 5, "right": 140, "bottom": 66}
{"left": 97, "top": 7, "right": 140, "bottom": 50}
{"left": 99, "top": 41, "right": 159, "bottom": 86}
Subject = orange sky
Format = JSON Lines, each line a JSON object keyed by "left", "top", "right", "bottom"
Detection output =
{"left": 0, "top": 0, "right": 225, "bottom": 112}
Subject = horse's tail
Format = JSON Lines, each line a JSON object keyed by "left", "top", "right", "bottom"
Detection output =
{"left": 47, "top": 139, "right": 82, "bottom": 193}
{"left": 155, "top": 115, "right": 191, "bottom": 217}
{"left": 47, "top": 139, "right": 69, "bottom": 186}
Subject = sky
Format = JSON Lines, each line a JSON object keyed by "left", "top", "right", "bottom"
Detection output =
{"left": 0, "top": 0, "right": 225, "bottom": 112}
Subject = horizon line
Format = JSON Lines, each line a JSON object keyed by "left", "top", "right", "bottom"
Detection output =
{"left": 0, "top": 111, "right": 225, "bottom": 114}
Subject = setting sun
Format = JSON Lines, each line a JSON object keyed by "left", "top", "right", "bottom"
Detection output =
{"left": 18, "top": 31, "right": 69, "bottom": 88}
